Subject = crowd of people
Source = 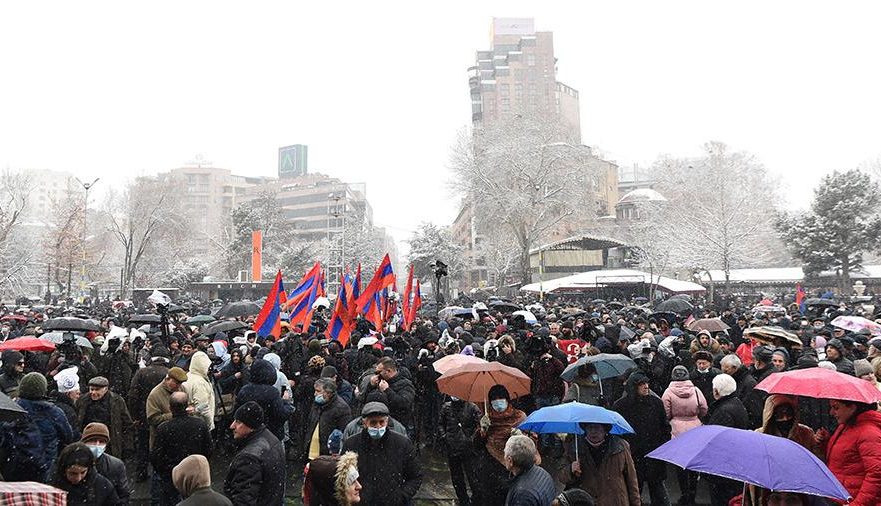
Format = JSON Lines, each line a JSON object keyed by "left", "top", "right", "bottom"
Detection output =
{"left": 0, "top": 292, "right": 880, "bottom": 506}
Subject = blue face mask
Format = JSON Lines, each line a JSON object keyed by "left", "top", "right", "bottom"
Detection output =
{"left": 367, "top": 426, "right": 386, "bottom": 440}
{"left": 87, "top": 444, "right": 106, "bottom": 459}
{"left": 314, "top": 394, "right": 326, "bottom": 405}
{"left": 491, "top": 399, "right": 508, "bottom": 412}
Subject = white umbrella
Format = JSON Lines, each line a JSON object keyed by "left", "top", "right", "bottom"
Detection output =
{"left": 40, "top": 332, "right": 93, "bottom": 349}
{"left": 312, "top": 297, "right": 330, "bottom": 309}
{"left": 512, "top": 310, "right": 537, "bottom": 324}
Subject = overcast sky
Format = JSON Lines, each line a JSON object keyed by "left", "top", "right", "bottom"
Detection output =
{"left": 2, "top": 1, "right": 881, "bottom": 253}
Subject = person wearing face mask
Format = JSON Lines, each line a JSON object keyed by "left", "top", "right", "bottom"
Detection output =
{"left": 438, "top": 394, "right": 481, "bottom": 506}
{"left": 471, "top": 384, "right": 527, "bottom": 506}
{"left": 306, "top": 378, "right": 352, "bottom": 461}
{"left": 81, "top": 422, "right": 131, "bottom": 505}
{"left": 559, "top": 422, "right": 640, "bottom": 505}
{"left": 689, "top": 351, "right": 720, "bottom": 409}
{"left": 341, "top": 401, "right": 422, "bottom": 506}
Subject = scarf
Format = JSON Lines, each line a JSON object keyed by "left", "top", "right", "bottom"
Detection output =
{"left": 485, "top": 406, "right": 526, "bottom": 466}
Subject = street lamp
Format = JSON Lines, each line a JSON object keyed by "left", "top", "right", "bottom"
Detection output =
{"left": 75, "top": 177, "right": 99, "bottom": 304}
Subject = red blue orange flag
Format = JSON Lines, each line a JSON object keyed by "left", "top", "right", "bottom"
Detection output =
{"left": 253, "top": 270, "right": 285, "bottom": 337}
{"left": 326, "top": 275, "right": 355, "bottom": 347}
{"left": 356, "top": 254, "right": 395, "bottom": 313}
{"left": 401, "top": 265, "right": 414, "bottom": 330}
{"left": 283, "top": 262, "right": 325, "bottom": 333}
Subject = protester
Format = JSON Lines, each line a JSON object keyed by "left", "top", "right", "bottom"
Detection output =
{"left": 306, "top": 377, "right": 352, "bottom": 460}
{"left": 225, "top": 401, "right": 287, "bottom": 506}
{"left": 0, "top": 349, "right": 25, "bottom": 397}
{"left": 819, "top": 399, "right": 881, "bottom": 506}
{"left": 233, "top": 358, "right": 295, "bottom": 442}
{"left": 128, "top": 346, "right": 170, "bottom": 481}
{"left": 504, "top": 435, "right": 556, "bottom": 506}
{"left": 17, "top": 371, "right": 76, "bottom": 480}
{"left": 662, "top": 365, "right": 706, "bottom": 505}
{"left": 559, "top": 422, "right": 641, "bottom": 505}
{"left": 50, "top": 442, "right": 120, "bottom": 506}
{"left": 359, "top": 357, "right": 416, "bottom": 432}
{"left": 81, "top": 422, "right": 132, "bottom": 505}
{"left": 438, "top": 394, "right": 481, "bottom": 505}
{"left": 182, "top": 350, "right": 216, "bottom": 431}
{"left": 472, "top": 384, "right": 527, "bottom": 505}
{"left": 51, "top": 366, "right": 83, "bottom": 436}
{"left": 145, "top": 367, "right": 188, "bottom": 450}
{"left": 707, "top": 373, "right": 749, "bottom": 505}
{"left": 824, "top": 339, "right": 855, "bottom": 375}
{"left": 172, "top": 454, "right": 232, "bottom": 506}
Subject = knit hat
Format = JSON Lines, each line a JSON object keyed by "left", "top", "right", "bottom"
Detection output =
{"left": 19, "top": 372, "right": 47, "bottom": 400}
{"left": 234, "top": 401, "right": 264, "bottom": 429}
{"left": 813, "top": 336, "right": 827, "bottom": 350}
{"left": 671, "top": 365, "right": 689, "bottom": 381}
{"left": 81, "top": 422, "right": 110, "bottom": 443}
{"left": 854, "top": 359, "right": 874, "bottom": 378}
{"left": 151, "top": 346, "right": 171, "bottom": 361}
{"left": 825, "top": 338, "right": 845, "bottom": 355}
{"left": 320, "top": 365, "right": 338, "bottom": 379}
{"left": 1, "top": 350, "right": 22, "bottom": 369}
{"left": 55, "top": 366, "right": 80, "bottom": 393}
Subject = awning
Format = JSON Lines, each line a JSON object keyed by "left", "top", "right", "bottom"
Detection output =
{"left": 521, "top": 269, "right": 705, "bottom": 294}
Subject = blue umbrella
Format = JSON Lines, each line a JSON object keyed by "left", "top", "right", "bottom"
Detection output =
{"left": 647, "top": 425, "right": 850, "bottom": 502}
{"left": 519, "top": 402, "right": 634, "bottom": 436}
{"left": 561, "top": 353, "right": 637, "bottom": 383}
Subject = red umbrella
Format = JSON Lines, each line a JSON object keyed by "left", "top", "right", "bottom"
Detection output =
{"left": 1, "top": 315, "right": 28, "bottom": 323}
{"left": 0, "top": 337, "right": 56, "bottom": 353}
{"left": 755, "top": 367, "right": 881, "bottom": 404}
{"left": 436, "top": 361, "right": 531, "bottom": 404}
{"left": 432, "top": 354, "right": 486, "bottom": 375}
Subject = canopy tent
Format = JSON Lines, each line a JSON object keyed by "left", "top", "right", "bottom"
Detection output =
{"left": 520, "top": 269, "right": 706, "bottom": 295}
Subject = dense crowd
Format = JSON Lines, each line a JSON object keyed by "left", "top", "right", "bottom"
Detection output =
{"left": 0, "top": 293, "right": 880, "bottom": 506}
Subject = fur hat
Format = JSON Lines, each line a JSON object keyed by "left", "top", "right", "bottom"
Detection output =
{"left": 334, "top": 451, "right": 360, "bottom": 505}
{"left": 19, "top": 372, "right": 47, "bottom": 400}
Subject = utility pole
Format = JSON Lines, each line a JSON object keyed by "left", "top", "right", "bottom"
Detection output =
{"left": 75, "top": 177, "right": 99, "bottom": 303}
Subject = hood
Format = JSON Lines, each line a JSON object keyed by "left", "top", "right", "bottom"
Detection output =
{"left": 249, "top": 359, "right": 276, "bottom": 385}
{"left": 264, "top": 353, "right": 281, "bottom": 371}
{"left": 188, "top": 351, "right": 211, "bottom": 379}
{"left": 668, "top": 380, "right": 697, "bottom": 398}
{"left": 172, "top": 454, "right": 210, "bottom": 498}
{"left": 689, "top": 337, "right": 722, "bottom": 355}
{"left": 826, "top": 338, "right": 845, "bottom": 355}
{"left": 624, "top": 370, "right": 650, "bottom": 397}
{"left": 760, "top": 394, "right": 798, "bottom": 433}
{"left": 1, "top": 350, "right": 22, "bottom": 375}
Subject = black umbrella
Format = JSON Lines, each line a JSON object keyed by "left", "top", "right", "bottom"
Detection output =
{"left": 0, "top": 391, "right": 27, "bottom": 422}
{"left": 650, "top": 311, "right": 680, "bottom": 324}
{"left": 805, "top": 298, "right": 838, "bottom": 308}
{"left": 669, "top": 294, "right": 692, "bottom": 301}
{"left": 41, "top": 317, "right": 103, "bottom": 332}
{"left": 214, "top": 301, "right": 261, "bottom": 318}
{"left": 654, "top": 299, "right": 694, "bottom": 314}
{"left": 488, "top": 301, "right": 521, "bottom": 313}
{"left": 128, "top": 314, "right": 162, "bottom": 324}
{"left": 607, "top": 302, "right": 625, "bottom": 310}
{"left": 203, "top": 320, "right": 248, "bottom": 335}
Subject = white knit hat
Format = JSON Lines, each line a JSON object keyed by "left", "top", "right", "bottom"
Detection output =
{"left": 55, "top": 366, "right": 79, "bottom": 393}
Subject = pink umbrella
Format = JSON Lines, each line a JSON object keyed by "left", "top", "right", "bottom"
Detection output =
{"left": 432, "top": 354, "right": 486, "bottom": 375}
{"left": 830, "top": 315, "right": 881, "bottom": 336}
{"left": 755, "top": 367, "right": 881, "bottom": 404}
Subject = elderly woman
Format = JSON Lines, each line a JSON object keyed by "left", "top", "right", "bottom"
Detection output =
{"left": 471, "top": 384, "right": 527, "bottom": 506}
{"left": 50, "top": 443, "right": 120, "bottom": 506}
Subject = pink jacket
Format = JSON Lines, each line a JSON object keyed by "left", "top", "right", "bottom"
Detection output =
{"left": 662, "top": 380, "right": 708, "bottom": 437}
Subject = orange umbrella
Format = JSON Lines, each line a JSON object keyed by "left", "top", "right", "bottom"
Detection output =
{"left": 436, "top": 361, "right": 531, "bottom": 404}
{"left": 432, "top": 354, "right": 487, "bottom": 375}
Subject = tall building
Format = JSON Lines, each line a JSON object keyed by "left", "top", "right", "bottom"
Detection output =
{"left": 18, "top": 169, "right": 85, "bottom": 220}
{"left": 468, "top": 17, "right": 581, "bottom": 140}
{"left": 278, "top": 144, "right": 308, "bottom": 179}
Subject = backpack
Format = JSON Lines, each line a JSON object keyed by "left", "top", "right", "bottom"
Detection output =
{"left": 0, "top": 415, "right": 48, "bottom": 481}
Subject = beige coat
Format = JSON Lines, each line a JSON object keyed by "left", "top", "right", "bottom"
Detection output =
{"left": 559, "top": 434, "right": 641, "bottom": 506}
{"left": 183, "top": 352, "right": 216, "bottom": 431}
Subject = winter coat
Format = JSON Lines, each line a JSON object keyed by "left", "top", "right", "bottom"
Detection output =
{"left": 729, "top": 366, "right": 762, "bottom": 428}
{"left": 506, "top": 463, "right": 556, "bottom": 506}
{"left": 76, "top": 391, "right": 133, "bottom": 458}
{"left": 224, "top": 425, "right": 287, "bottom": 506}
{"left": 183, "top": 351, "right": 216, "bottom": 431}
{"left": 689, "top": 336, "right": 723, "bottom": 357}
{"left": 99, "top": 350, "right": 135, "bottom": 396}
{"left": 50, "top": 390, "right": 81, "bottom": 439}
{"left": 218, "top": 358, "right": 249, "bottom": 395}
{"left": 613, "top": 373, "right": 671, "bottom": 481}
{"left": 358, "top": 372, "right": 416, "bottom": 427}
{"left": 17, "top": 398, "right": 76, "bottom": 472}
{"left": 528, "top": 355, "right": 565, "bottom": 398}
{"left": 756, "top": 395, "right": 817, "bottom": 454}
{"left": 305, "top": 394, "right": 351, "bottom": 457}
{"left": 559, "top": 434, "right": 641, "bottom": 506}
{"left": 661, "top": 380, "right": 707, "bottom": 437}
{"left": 438, "top": 399, "right": 481, "bottom": 457}
{"left": 50, "top": 469, "right": 120, "bottom": 506}
{"left": 150, "top": 413, "right": 213, "bottom": 478}
{"left": 0, "top": 350, "right": 23, "bottom": 397}
{"left": 146, "top": 382, "right": 176, "bottom": 450}
{"left": 707, "top": 393, "right": 749, "bottom": 429}
{"left": 343, "top": 428, "right": 423, "bottom": 506}
{"left": 178, "top": 488, "right": 232, "bottom": 506}
{"left": 234, "top": 359, "right": 294, "bottom": 441}
{"left": 564, "top": 376, "right": 603, "bottom": 405}
{"left": 824, "top": 409, "right": 881, "bottom": 506}
{"left": 127, "top": 362, "right": 168, "bottom": 422}
{"left": 95, "top": 452, "right": 131, "bottom": 506}
{"left": 689, "top": 367, "right": 720, "bottom": 408}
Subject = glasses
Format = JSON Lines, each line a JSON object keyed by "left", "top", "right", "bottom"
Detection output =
{"left": 16, "top": 361, "right": 24, "bottom": 365}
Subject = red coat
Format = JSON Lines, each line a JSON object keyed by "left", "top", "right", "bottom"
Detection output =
{"left": 825, "top": 409, "right": 881, "bottom": 506}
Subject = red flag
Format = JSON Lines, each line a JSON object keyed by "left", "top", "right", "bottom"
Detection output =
{"left": 401, "top": 265, "right": 414, "bottom": 330}
{"left": 253, "top": 270, "right": 285, "bottom": 337}
{"left": 405, "top": 280, "right": 422, "bottom": 331}
{"left": 356, "top": 254, "right": 395, "bottom": 313}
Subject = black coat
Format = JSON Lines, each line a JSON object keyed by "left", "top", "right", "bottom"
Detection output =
{"left": 359, "top": 373, "right": 416, "bottom": 427}
{"left": 150, "top": 413, "right": 213, "bottom": 477}
{"left": 96, "top": 452, "right": 131, "bottom": 505}
{"left": 305, "top": 394, "right": 351, "bottom": 457}
{"left": 234, "top": 359, "right": 294, "bottom": 441}
{"left": 51, "top": 469, "right": 120, "bottom": 506}
{"left": 689, "top": 367, "right": 721, "bottom": 408}
{"left": 613, "top": 375, "right": 671, "bottom": 481}
{"left": 438, "top": 399, "right": 481, "bottom": 457}
{"left": 224, "top": 425, "right": 287, "bottom": 506}
{"left": 731, "top": 366, "right": 762, "bottom": 429}
{"left": 127, "top": 362, "right": 168, "bottom": 422}
{"left": 707, "top": 394, "right": 749, "bottom": 429}
{"left": 343, "top": 429, "right": 423, "bottom": 506}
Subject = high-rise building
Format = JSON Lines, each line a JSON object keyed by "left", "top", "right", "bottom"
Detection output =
{"left": 468, "top": 17, "right": 581, "bottom": 141}
{"left": 278, "top": 144, "right": 308, "bottom": 179}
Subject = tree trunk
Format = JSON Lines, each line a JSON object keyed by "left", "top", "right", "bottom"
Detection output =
{"left": 519, "top": 245, "right": 531, "bottom": 287}
{"left": 840, "top": 256, "right": 851, "bottom": 295}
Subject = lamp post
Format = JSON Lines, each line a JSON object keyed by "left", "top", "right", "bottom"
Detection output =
{"left": 75, "top": 177, "right": 99, "bottom": 303}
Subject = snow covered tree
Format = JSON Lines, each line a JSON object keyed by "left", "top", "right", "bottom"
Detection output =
{"left": 450, "top": 114, "right": 602, "bottom": 285}
{"left": 407, "top": 222, "right": 464, "bottom": 285}
{"left": 777, "top": 169, "right": 881, "bottom": 292}
{"left": 223, "top": 190, "right": 300, "bottom": 278}
{"left": 0, "top": 172, "right": 38, "bottom": 294}
{"left": 641, "top": 142, "right": 781, "bottom": 293}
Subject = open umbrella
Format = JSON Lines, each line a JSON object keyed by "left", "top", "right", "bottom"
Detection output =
{"left": 520, "top": 402, "right": 634, "bottom": 462}
{"left": 128, "top": 314, "right": 161, "bottom": 324}
{"left": 0, "top": 391, "right": 27, "bottom": 422}
{"left": 0, "top": 337, "right": 55, "bottom": 352}
{"left": 436, "top": 361, "right": 531, "bottom": 404}
{"left": 41, "top": 317, "right": 102, "bottom": 332}
{"left": 214, "top": 301, "right": 261, "bottom": 318}
{"left": 432, "top": 354, "right": 487, "bottom": 375}
{"left": 687, "top": 318, "right": 730, "bottom": 333}
{"left": 607, "top": 302, "right": 625, "bottom": 310}
{"left": 752, "top": 305, "right": 787, "bottom": 314}
{"left": 654, "top": 299, "right": 694, "bottom": 314}
{"left": 203, "top": 320, "right": 248, "bottom": 335}
{"left": 805, "top": 298, "right": 838, "bottom": 308}
{"left": 830, "top": 315, "right": 881, "bottom": 336}
{"left": 186, "top": 315, "right": 216, "bottom": 325}
{"left": 488, "top": 301, "right": 521, "bottom": 313}
{"left": 561, "top": 353, "right": 637, "bottom": 383}
{"left": 647, "top": 425, "right": 850, "bottom": 502}
{"left": 40, "top": 332, "right": 93, "bottom": 349}
{"left": 1, "top": 315, "right": 28, "bottom": 323}
{"left": 743, "top": 326, "right": 803, "bottom": 349}
{"left": 755, "top": 367, "right": 881, "bottom": 404}
{"left": 511, "top": 310, "right": 537, "bottom": 324}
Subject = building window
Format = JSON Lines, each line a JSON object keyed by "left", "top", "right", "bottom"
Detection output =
{"left": 500, "top": 97, "right": 510, "bottom": 111}
{"left": 526, "top": 53, "right": 535, "bottom": 66}
{"left": 499, "top": 84, "right": 509, "bottom": 96}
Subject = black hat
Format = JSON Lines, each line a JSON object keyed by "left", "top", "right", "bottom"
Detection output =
{"left": 320, "top": 365, "right": 338, "bottom": 378}
{"left": 692, "top": 350, "right": 713, "bottom": 363}
{"left": 752, "top": 345, "right": 774, "bottom": 363}
{"left": 234, "top": 401, "right": 264, "bottom": 429}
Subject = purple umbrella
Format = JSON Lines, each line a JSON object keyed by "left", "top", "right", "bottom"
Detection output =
{"left": 647, "top": 425, "right": 850, "bottom": 502}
